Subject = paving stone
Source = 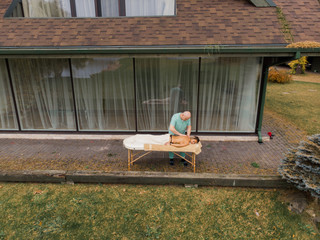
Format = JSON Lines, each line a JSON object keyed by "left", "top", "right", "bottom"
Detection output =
{"left": 0, "top": 111, "right": 306, "bottom": 175}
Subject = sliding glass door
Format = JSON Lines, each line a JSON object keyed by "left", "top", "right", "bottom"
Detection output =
{"left": 71, "top": 58, "right": 135, "bottom": 131}
{"left": 135, "top": 58, "right": 198, "bottom": 131}
{"left": 198, "top": 57, "right": 262, "bottom": 132}
{"left": 0, "top": 60, "right": 18, "bottom": 130}
{"left": 9, "top": 59, "right": 76, "bottom": 130}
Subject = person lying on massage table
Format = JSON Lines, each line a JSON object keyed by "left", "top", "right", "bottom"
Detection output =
{"left": 165, "top": 135, "right": 200, "bottom": 147}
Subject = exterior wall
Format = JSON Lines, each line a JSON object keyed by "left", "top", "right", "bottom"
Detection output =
{"left": 0, "top": 55, "right": 263, "bottom": 133}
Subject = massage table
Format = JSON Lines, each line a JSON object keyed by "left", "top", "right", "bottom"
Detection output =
{"left": 123, "top": 134, "right": 202, "bottom": 172}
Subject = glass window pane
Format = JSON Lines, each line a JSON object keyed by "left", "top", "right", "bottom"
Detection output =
{"left": 0, "top": 60, "right": 18, "bottom": 130}
{"left": 72, "top": 58, "right": 135, "bottom": 131}
{"left": 101, "top": 0, "right": 119, "bottom": 17}
{"left": 9, "top": 59, "right": 76, "bottom": 131}
{"left": 198, "top": 57, "right": 262, "bottom": 132}
{"left": 11, "top": 2, "right": 24, "bottom": 17}
{"left": 22, "top": 0, "right": 72, "bottom": 17}
{"left": 125, "top": 0, "right": 175, "bottom": 16}
{"left": 75, "top": 0, "right": 96, "bottom": 17}
{"left": 135, "top": 58, "right": 198, "bottom": 131}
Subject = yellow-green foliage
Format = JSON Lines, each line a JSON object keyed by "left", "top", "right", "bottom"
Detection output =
{"left": 286, "top": 41, "right": 320, "bottom": 48}
{"left": 276, "top": 7, "right": 294, "bottom": 43}
{"left": 268, "top": 67, "right": 293, "bottom": 84}
{"left": 288, "top": 56, "right": 308, "bottom": 74}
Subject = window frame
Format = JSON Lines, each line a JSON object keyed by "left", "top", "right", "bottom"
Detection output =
{"left": 5, "top": 0, "right": 176, "bottom": 18}
{"left": 0, "top": 55, "right": 263, "bottom": 133}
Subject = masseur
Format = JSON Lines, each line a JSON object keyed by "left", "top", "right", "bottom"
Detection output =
{"left": 168, "top": 111, "right": 191, "bottom": 166}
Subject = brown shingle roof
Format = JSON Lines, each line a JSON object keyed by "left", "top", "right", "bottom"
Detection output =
{"left": 276, "top": 0, "right": 320, "bottom": 43}
{"left": 0, "top": 0, "right": 319, "bottom": 48}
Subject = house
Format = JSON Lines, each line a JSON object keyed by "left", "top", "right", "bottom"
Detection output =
{"left": 0, "top": 0, "right": 319, "bottom": 142}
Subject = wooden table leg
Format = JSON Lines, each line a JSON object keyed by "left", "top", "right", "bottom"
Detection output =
{"left": 193, "top": 153, "right": 196, "bottom": 173}
{"left": 128, "top": 149, "right": 131, "bottom": 171}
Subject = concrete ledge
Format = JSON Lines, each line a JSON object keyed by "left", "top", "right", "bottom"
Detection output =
{"left": 67, "top": 171, "right": 288, "bottom": 188}
{"left": 0, "top": 170, "right": 66, "bottom": 183}
{"left": 0, "top": 170, "right": 289, "bottom": 188}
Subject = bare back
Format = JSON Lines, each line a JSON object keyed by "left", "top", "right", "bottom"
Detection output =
{"left": 170, "top": 135, "right": 190, "bottom": 147}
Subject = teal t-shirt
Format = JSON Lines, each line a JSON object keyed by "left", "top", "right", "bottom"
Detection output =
{"left": 168, "top": 113, "right": 191, "bottom": 135}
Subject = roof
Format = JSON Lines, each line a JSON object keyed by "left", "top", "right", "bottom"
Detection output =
{"left": 0, "top": 0, "right": 319, "bottom": 48}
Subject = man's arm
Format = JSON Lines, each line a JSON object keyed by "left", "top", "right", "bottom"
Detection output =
{"left": 169, "top": 124, "right": 185, "bottom": 136}
{"left": 186, "top": 125, "right": 191, "bottom": 137}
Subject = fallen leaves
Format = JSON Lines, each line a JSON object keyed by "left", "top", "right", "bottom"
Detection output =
{"left": 33, "top": 190, "right": 44, "bottom": 195}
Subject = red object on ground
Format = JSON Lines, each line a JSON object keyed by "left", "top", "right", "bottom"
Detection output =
{"left": 268, "top": 132, "right": 273, "bottom": 139}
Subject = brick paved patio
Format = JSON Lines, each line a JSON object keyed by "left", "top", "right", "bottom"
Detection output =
{"left": 0, "top": 110, "right": 306, "bottom": 175}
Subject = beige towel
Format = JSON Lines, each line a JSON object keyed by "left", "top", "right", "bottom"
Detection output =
{"left": 144, "top": 142, "right": 202, "bottom": 155}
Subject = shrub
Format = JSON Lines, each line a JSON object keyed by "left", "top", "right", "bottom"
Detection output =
{"left": 279, "top": 134, "right": 320, "bottom": 199}
{"left": 288, "top": 56, "right": 308, "bottom": 74}
{"left": 268, "top": 67, "right": 293, "bottom": 84}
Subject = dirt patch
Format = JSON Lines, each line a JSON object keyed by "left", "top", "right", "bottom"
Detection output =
{"left": 292, "top": 72, "right": 320, "bottom": 83}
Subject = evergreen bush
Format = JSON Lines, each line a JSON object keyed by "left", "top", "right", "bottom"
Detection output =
{"left": 279, "top": 134, "right": 320, "bottom": 199}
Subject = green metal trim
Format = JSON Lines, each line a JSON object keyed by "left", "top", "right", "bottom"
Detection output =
{"left": 0, "top": 47, "right": 319, "bottom": 56}
{"left": 266, "top": 0, "right": 277, "bottom": 7}
{"left": 250, "top": 0, "right": 276, "bottom": 7}
{"left": 256, "top": 56, "right": 295, "bottom": 143}
{"left": 257, "top": 58, "right": 271, "bottom": 143}
{"left": 257, "top": 66, "right": 269, "bottom": 143}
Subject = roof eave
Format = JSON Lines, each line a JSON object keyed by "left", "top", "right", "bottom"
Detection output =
{"left": 0, "top": 45, "right": 319, "bottom": 57}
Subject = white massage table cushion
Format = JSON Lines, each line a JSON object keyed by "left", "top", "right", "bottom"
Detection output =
{"left": 123, "top": 134, "right": 170, "bottom": 150}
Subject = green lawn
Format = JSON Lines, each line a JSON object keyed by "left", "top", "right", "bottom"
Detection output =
{"left": 0, "top": 183, "right": 318, "bottom": 239}
{"left": 265, "top": 81, "right": 320, "bottom": 135}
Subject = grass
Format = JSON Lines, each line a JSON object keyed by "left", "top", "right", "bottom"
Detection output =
{"left": 0, "top": 183, "right": 318, "bottom": 239}
{"left": 251, "top": 162, "right": 260, "bottom": 168}
{"left": 265, "top": 80, "right": 320, "bottom": 135}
